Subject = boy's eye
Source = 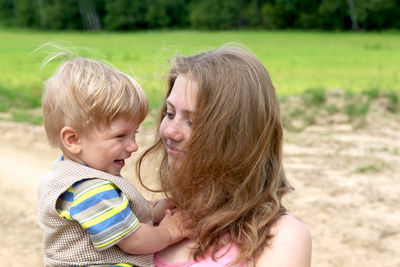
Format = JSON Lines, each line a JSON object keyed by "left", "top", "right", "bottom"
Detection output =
{"left": 116, "top": 134, "right": 126, "bottom": 138}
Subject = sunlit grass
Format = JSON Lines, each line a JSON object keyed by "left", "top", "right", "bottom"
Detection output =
{"left": 0, "top": 29, "right": 399, "bottom": 124}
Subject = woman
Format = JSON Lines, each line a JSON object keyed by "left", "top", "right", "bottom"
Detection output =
{"left": 138, "top": 44, "right": 311, "bottom": 266}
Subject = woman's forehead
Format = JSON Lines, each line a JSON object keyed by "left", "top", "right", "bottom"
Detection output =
{"left": 167, "top": 75, "right": 198, "bottom": 112}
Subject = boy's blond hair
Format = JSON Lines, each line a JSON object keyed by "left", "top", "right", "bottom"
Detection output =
{"left": 42, "top": 57, "right": 148, "bottom": 148}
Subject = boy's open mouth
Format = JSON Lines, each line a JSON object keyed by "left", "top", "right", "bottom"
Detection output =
{"left": 114, "top": 159, "right": 125, "bottom": 167}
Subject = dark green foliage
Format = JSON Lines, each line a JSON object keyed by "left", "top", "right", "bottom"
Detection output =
{"left": 43, "top": 0, "right": 83, "bottom": 30}
{"left": 189, "top": 0, "right": 243, "bottom": 29}
{"left": 1, "top": 0, "right": 399, "bottom": 31}
{"left": 104, "top": 0, "right": 145, "bottom": 30}
{"left": 0, "top": 0, "right": 14, "bottom": 26}
{"left": 14, "top": 0, "right": 40, "bottom": 28}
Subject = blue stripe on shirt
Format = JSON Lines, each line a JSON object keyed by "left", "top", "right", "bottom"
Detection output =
{"left": 90, "top": 211, "right": 135, "bottom": 242}
{"left": 59, "top": 191, "right": 74, "bottom": 202}
{"left": 73, "top": 179, "right": 88, "bottom": 187}
{"left": 85, "top": 204, "right": 132, "bottom": 235}
{"left": 70, "top": 189, "right": 120, "bottom": 216}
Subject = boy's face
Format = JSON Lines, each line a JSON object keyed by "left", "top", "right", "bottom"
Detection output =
{"left": 78, "top": 116, "right": 140, "bottom": 176}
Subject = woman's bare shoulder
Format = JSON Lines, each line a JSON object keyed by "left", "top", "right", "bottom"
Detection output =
{"left": 254, "top": 213, "right": 312, "bottom": 267}
{"left": 157, "top": 238, "right": 195, "bottom": 263}
{"left": 271, "top": 213, "right": 311, "bottom": 239}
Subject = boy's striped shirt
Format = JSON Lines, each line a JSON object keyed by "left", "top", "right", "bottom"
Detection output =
{"left": 56, "top": 178, "right": 140, "bottom": 251}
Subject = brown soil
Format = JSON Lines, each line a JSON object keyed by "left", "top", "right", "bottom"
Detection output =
{"left": 0, "top": 103, "right": 399, "bottom": 266}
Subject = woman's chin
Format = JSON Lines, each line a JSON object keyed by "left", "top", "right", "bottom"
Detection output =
{"left": 168, "top": 156, "right": 182, "bottom": 170}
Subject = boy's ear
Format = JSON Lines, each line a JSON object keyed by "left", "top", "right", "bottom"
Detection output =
{"left": 60, "top": 126, "right": 82, "bottom": 155}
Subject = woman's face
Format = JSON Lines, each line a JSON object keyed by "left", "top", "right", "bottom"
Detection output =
{"left": 160, "top": 75, "right": 198, "bottom": 168}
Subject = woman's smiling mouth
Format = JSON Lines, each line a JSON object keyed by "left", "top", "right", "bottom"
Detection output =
{"left": 166, "top": 145, "right": 183, "bottom": 156}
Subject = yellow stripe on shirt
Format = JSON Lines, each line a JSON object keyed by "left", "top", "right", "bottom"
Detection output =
{"left": 72, "top": 183, "right": 119, "bottom": 207}
{"left": 57, "top": 209, "right": 72, "bottom": 220}
{"left": 81, "top": 197, "right": 130, "bottom": 229}
{"left": 94, "top": 219, "right": 139, "bottom": 249}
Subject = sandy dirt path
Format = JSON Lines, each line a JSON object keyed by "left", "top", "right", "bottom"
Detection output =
{"left": 0, "top": 113, "right": 399, "bottom": 266}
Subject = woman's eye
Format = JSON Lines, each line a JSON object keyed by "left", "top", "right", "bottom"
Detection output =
{"left": 164, "top": 111, "right": 175, "bottom": 119}
{"left": 186, "top": 119, "right": 193, "bottom": 127}
{"left": 116, "top": 134, "right": 126, "bottom": 138}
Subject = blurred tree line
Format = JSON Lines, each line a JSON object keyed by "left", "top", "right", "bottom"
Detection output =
{"left": 0, "top": 0, "right": 399, "bottom": 31}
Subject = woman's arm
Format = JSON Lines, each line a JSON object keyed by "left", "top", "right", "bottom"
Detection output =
{"left": 255, "top": 214, "right": 312, "bottom": 267}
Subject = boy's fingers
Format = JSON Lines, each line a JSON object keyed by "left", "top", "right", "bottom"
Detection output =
{"left": 165, "top": 209, "right": 172, "bottom": 216}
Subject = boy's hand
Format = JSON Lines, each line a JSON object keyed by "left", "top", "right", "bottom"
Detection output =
{"left": 117, "top": 209, "right": 193, "bottom": 254}
{"left": 158, "top": 209, "right": 194, "bottom": 244}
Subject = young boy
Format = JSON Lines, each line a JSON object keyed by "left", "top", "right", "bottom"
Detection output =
{"left": 37, "top": 56, "right": 190, "bottom": 267}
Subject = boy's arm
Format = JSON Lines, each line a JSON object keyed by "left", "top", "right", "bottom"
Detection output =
{"left": 117, "top": 209, "right": 192, "bottom": 254}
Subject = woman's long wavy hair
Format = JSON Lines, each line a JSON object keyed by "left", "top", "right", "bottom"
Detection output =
{"left": 138, "top": 44, "right": 292, "bottom": 264}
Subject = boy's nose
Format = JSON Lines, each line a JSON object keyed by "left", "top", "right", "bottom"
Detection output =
{"left": 126, "top": 139, "right": 138, "bottom": 153}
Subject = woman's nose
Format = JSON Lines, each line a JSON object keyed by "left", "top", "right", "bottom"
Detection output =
{"left": 162, "top": 120, "right": 184, "bottom": 142}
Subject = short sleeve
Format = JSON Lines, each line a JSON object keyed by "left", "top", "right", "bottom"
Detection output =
{"left": 58, "top": 178, "right": 141, "bottom": 250}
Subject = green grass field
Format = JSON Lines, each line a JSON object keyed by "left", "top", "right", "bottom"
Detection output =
{"left": 0, "top": 29, "right": 399, "bottom": 123}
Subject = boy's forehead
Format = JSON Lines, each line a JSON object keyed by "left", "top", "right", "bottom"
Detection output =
{"left": 110, "top": 116, "right": 141, "bottom": 129}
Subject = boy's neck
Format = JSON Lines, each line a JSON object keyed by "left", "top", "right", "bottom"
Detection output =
{"left": 60, "top": 153, "right": 122, "bottom": 177}
{"left": 62, "top": 152, "right": 85, "bottom": 166}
